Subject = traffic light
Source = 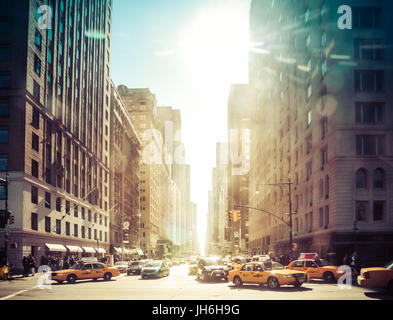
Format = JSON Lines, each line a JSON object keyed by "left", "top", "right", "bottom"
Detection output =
{"left": 228, "top": 211, "right": 233, "bottom": 222}
{"left": 8, "top": 211, "right": 14, "bottom": 225}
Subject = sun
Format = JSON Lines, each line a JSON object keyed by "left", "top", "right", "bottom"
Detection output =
{"left": 179, "top": 3, "right": 250, "bottom": 89}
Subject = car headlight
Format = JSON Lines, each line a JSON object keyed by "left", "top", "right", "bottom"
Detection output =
{"left": 280, "top": 275, "right": 294, "bottom": 278}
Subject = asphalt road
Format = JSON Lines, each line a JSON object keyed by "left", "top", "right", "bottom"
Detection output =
{"left": 0, "top": 265, "right": 391, "bottom": 300}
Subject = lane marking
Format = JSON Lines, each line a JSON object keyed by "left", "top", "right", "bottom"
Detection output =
{"left": 0, "top": 285, "right": 38, "bottom": 301}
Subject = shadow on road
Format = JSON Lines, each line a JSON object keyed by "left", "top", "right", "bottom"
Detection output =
{"left": 364, "top": 291, "right": 393, "bottom": 300}
{"left": 51, "top": 279, "right": 119, "bottom": 286}
{"left": 227, "top": 284, "right": 313, "bottom": 292}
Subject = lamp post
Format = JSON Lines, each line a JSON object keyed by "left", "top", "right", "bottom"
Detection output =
{"left": 249, "top": 179, "right": 294, "bottom": 257}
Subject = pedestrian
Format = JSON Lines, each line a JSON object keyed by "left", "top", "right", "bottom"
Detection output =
{"left": 58, "top": 257, "right": 64, "bottom": 270}
{"left": 69, "top": 256, "right": 75, "bottom": 266}
{"left": 28, "top": 255, "right": 36, "bottom": 276}
{"left": 22, "top": 256, "right": 28, "bottom": 277}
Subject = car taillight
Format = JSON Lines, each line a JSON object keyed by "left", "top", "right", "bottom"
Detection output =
{"left": 363, "top": 271, "right": 370, "bottom": 279}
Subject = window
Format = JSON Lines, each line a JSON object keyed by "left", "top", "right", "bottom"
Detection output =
{"left": 356, "top": 201, "right": 368, "bottom": 221}
{"left": 0, "top": 72, "right": 10, "bottom": 88}
{"left": 31, "top": 186, "right": 38, "bottom": 204}
{"left": 0, "top": 100, "right": 9, "bottom": 116}
{"left": 0, "top": 154, "right": 7, "bottom": 171}
{"left": 355, "top": 70, "right": 384, "bottom": 92}
{"left": 373, "top": 168, "right": 385, "bottom": 189}
{"left": 100, "top": 230, "right": 102, "bottom": 241}
{"left": 65, "top": 201, "right": 70, "bottom": 215}
{"left": 56, "top": 197, "right": 61, "bottom": 212}
{"left": 306, "top": 161, "right": 312, "bottom": 181}
{"left": 0, "top": 126, "right": 8, "bottom": 143}
{"left": 325, "top": 175, "right": 329, "bottom": 199}
{"left": 65, "top": 222, "right": 70, "bottom": 236}
{"left": 354, "top": 39, "right": 383, "bottom": 60}
{"left": 319, "top": 208, "right": 323, "bottom": 228}
{"left": 321, "top": 117, "right": 327, "bottom": 140}
{"left": 88, "top": 210, "right": 91, "bottom": 222}
{"left": 82, "top": 264, "right": 93, "bottom": 271}
{"left": 305, "top": 261, "right": 317, "bottom": 268}
{"left": 355, "top": 102, "right": 383, "bottom": 124}
{"left": 45, "top": 192, "right": 51, "bottom": 208}
{"left": 45, "top": 217, "right": 51, "bottom": 233}
{"left": 32, "top": 108, "right": 40, "bottom": 128}
{"left": 324, "top": 206, "right": 329, "bottom": 229}
{"left": 34, "top": 54, "right": 41, "bottom": 76}
{"left": 306, "top": 135, "right": 312, "bottom": 154}
{"left": 321, "top": 147, "right": 328, "bottom": 170}
{"left": 373, "top": 201, "right": 385, "bottom": 221}
{"left": 319, "top": 180, "right": 324, "bottom": 199}
{"left": 31, "top": 213, "right": 38, "bottom": 231}
{"left": 33, "top": 80, "right": 40, "bottom": 101}
{"left": 81, "top": 226, "right": 85, "bottom": 238}
{"left": 0, "top": 47, "right": 11, "bottom": 62}
{"left": 353, "top": 7, "right": 381, "bottom": 28}
{"left": 293, "top": 261, "right": 304, "bottom": 268}
{"left": 74, "top": 224, "right": 78, "bottom": 237}
{"left": 94, "top": 229, "right": 97, "bottom": 240}
{"left": 82, "top": 207, "right": 85, "bottom": 220}
{"left": 355, "top": 169, "right": 367, "bottom": 189}
{"left": 45, "top": 168, "right": 51, "bottom": 184}
{"left": 34, "top": 29, "right": 42, "bottom": 50}
{"left": 31, "top": 159, "right": 39, "bottom": 178}
{"left": 88, "top": 227, "right": 91, "bottom": 239}
{"left": 32, "top": 133, "right": 39, "bottom": 152}
{"left": 356, "top": 135, "right": 385, "bottom": 156}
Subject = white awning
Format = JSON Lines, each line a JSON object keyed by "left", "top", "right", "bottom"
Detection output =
{"left": 95, "top": 248, "right": 106, "bottom": 254}
{"left": 82, "top": 247, "right": 96, "bottom": 253}
{"left": 66, "top": 246, "right": 83, "bottom": 253}
{"left": 123, "top": 249, "right": 132, "bottom": 254}
{"left": 114, "top": 247, "right": 122, "bottom": 253}
{"left": 46, "top": 244, "right": 67, "bottom": 252}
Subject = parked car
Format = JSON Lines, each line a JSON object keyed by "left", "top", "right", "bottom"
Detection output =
{"left": 114, "top": 261, "right": 129, "bottom": 273}
{"left": 357, "top": 261, "right": 393, "bottom": 294}
{"left": 228, "top": 262, "right": 307, "bottom": 289}
{"left": 127, "top": 260, "right": 147, "bottom": 275}
{"left": 141, "top": 260, "right": 170, "bottom": 279}
{"left": 51, "top": 262, "right": 120, "bottom": 284}
{"left": 196, "top": 257, "right": 226, "bottom": 282}
{"left": 287, "top": 258, "right": 340, "bottom": 283}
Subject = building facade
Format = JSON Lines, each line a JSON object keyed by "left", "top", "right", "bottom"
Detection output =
{"left": 109, "top": 81, "right": 141, "bottom": 258}
{"left": 0, "top": 0, "right": 113, "bottom": 268}
{"left": 249, "top": 0, "right": 393, "bottom": 264}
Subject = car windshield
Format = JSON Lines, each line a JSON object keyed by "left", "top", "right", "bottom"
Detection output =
{"left": 204, "top": 259, "right": 223, "bottom": 266}
{"left": 316, "top": 259, "right": 330, "bottom": 267}
{"left": 145, "top": 261, "right": 162, "bottom": 268}
{"left": 263, "top": 262, "right": 285, "bottom": 271}
{"left": 384, "top": 261, "right": 393, "bottom": 270}
{"left": 70, "top": 262, "right": 83, "bottom": 270}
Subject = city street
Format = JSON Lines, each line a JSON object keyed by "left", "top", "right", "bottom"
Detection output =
{"left": 0, "top": 265, "right": 391, "bottom": 301}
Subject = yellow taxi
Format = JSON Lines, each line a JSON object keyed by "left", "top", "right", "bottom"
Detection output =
{"left": 287, "top": 259, "right": 340, "bottom": 283}
{"left": 357, "top": 261, "right": 393, "bottom": 294}
{"left": 51, "top": 261, "right": 120, "bottom": 284}
{"left": 228, "top": 262, "right": 307, "bottom": 289}
{"left": 226, "top": 257, "right": 252, "bottom": 273}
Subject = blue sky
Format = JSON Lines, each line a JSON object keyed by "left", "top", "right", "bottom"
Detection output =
{"left": 111, "top": 0, "right": 251, "bottom": 253}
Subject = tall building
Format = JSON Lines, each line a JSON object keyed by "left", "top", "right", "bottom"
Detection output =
{"left": 0, "top": 0, "right": 113, "bottom": 268}
{"left": 249, "top": 0, "right": 393, "bottom": 264}
{"left": 207, "top": 142, "right": 229, "bottom": 256}
{"left": 227, "top": 84, "right": 251, "bottom": 256}
{"left": 109, "top": 81, "right": 141, "bottom": 258}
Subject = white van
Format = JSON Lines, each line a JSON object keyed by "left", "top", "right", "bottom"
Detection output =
{"left": 252, "top": 255, "right": 271, "bottom": 262}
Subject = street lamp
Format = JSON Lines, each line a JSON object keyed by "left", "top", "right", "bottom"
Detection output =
{"left": 250, "top": 179, "right": 294, "bottom": 257}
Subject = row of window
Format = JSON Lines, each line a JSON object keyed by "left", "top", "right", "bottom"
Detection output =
{"left": 356, "top": 168, "right": 386, "bottom": 189}
{"left": 31, "top": 212, "right": 107, "bottom": 241}
{"left": 30, "top": 185, "right": 107, "bottom": 226}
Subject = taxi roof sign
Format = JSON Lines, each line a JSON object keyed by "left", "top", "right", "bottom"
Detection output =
{"left": 299, "top": 253, "right": 318, "bottom": 260}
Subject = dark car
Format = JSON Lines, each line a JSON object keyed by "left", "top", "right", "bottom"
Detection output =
{"left": 127, "top": 260, "right": 147, "bottom": 275}
{"left": 197, "top": 257, "right": 226, "bottom": 282}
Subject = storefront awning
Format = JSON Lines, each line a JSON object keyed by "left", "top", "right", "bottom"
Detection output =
{"left": 95, "top": 248, "right": 106, "bottom": 254}
{"left": 46, "top": 244, "right": 67, "bottom": 252}
{"left": 82, "top": 247, "right": 96, "bottom": 253}
{"left": 66, "top": 245, "right": 83, "bottom": 253}
{"left": 114, "top": 247, "right": 122, "bottom": 253}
